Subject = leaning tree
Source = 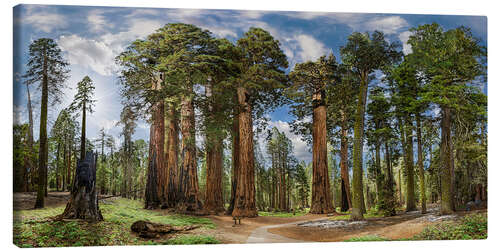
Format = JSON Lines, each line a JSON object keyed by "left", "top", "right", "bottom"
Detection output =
{"left": 23, "top": 38, "right": 70, "bottom": 208}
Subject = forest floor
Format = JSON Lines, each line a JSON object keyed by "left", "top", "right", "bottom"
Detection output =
{"left": 12, "top": 192, "right": 487, "bottom": 246}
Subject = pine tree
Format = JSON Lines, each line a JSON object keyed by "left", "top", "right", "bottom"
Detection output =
{"left": 341, "top": 31, "right": 401, "bottom": 220}
{"left": 407, "top": 23, "right": 486, "bottom": 214}
{"left": 69, "top": 76, "right": 96, "bottom": 160}
{"left": 23, "top": 38, "right": 70, "bottom": 208}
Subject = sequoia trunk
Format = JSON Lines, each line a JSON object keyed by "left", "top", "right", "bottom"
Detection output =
{"left": 164, "top": 103, "right": 179, "bottom": 208}
{"left": 204, "top": 84, "right": 225, "bottom": 214}
{"left": 226, "top": 95, "right": 240, "bottom": 215}
{"left": 232, "top": 86, "right": 258, "bottom": 217}
{"left": 310, "top": 90, "right": 334, "bottom": 214}
{"left": 177, "top": 87, "right": 202, "bottom": 213}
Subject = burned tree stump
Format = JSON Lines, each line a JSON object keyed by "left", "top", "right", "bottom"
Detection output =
{"left": 131, "top": 220, "right": 199, "bottom": 238}
{"left": 59, "top": 151, "right": 103, "bottom": 221}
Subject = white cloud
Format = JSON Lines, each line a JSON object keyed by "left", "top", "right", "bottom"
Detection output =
{"left": 22, "top": 8, "right": 67, "bottom": 33}
{"left": 365, "top": 16, "right": 409, "bottom": 35}
{"left": 58, "top": 35, "right": 116, "bottom": 76}
{"left": 87, "top": 10, "right": 114, "bottom": 33}
{"left": 295, "top": 34, "right": 331, "bottom": 62}
{"left": 399, "top": 30, "right": 413, "bottom": 55}
{"left": 58, "top": 18, "right": 162, "bottom": 76}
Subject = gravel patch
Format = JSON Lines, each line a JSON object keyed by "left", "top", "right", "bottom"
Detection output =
{"left": 417, "top": 214, "right": 458, "bottom": 222}
{"left": 298, "top": 220, "right": 368, "bottom": 229}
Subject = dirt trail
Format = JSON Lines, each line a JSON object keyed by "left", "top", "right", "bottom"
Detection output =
{"left": 13, "top": 192, "right": 70, "bottom": 210}
{"left": 246, "top": 217, "right": 327, "bottom": 243}
{"left": 204, "top": 214, "right": 325, "bottom": 244}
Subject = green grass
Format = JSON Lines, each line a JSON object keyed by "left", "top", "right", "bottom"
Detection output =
{"left": 13, "top": 198, "right": 217, "bottom": 247}
{"left": 411, "top": 213, "right": 487, "bottom": 240}
{"left": 343, "top": 213, "right": 488, "bottom": 242}
{"left": 344, "top": 235, "right": 389, "bottom": 242}
{"left": 258, "top": 208, "right": 309, "bottom": 217}
{"left": 164, "top": 235, "right": 220, "bottom": 245}
{"left": 329, "top": 208, "right": 384, "bottom": 221}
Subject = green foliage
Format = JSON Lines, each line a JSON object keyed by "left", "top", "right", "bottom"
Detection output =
{"left": 412, "top": 213, "right": 487, "bottom": 240}
{"left": 22, "top": 38, "right": 70, "bottom": 106}
{"left": 13, "top": 198, "right": 217, "bottom": 247}
{"left": 258, "top": 209, "right": 308, "bottom": 218}
{"left": 329, "top": 208, "right": 383, "bottom": 221}
{"left": 344, "top": 235, "right": 389, "bottom": 242}
{"left": 164, "top": 235, "right": 220, "bottom": 245}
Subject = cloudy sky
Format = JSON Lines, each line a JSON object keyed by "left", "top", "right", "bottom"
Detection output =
{"left": 12, "top": 4, "right": 487, "bottom": 164}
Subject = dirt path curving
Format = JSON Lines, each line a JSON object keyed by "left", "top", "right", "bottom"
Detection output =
{"left": 246, "top": 218, "right": 327, "bottom": 243}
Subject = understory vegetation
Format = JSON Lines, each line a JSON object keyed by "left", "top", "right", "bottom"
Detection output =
{"left": 344, "top": 212, "right": 487, "bottom": 242}
{"left": 13, "top": 198, "right": 216, "bottom": 247}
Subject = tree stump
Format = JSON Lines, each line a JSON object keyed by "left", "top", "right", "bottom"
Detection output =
{"left": 59, "top": 151, "right": 103, "bottom": 221}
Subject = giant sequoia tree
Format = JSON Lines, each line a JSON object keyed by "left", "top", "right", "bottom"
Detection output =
{"left": 231, "top": 27, "right": 288, "bottom": 217}
{"left": 407, "top": 23, "right": 486, "bottom": 215}
{"left": 23, "top": 38, "right": 69, "bottom": 209}
{"left": 341, "top": 31, "right": 401, "bottom": 220}
{"left": 289, "top": 54, "right": 337, "bottom": 214}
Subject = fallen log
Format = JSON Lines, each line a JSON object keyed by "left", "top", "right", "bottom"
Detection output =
{"left": 131, "top": 220, "right": 200, "bottom": 238}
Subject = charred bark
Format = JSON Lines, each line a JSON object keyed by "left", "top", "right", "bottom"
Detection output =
{"left": 59, "top": 151, "right": 103, "bottom": 221}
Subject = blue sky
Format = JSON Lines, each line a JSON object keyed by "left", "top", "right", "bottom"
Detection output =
{"left": 13, "top": 4, "right": 487, "bottom": 164}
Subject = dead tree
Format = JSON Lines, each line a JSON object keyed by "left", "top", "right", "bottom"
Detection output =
{"left": 59, "top": 151, "right": 103, "bottom": 221}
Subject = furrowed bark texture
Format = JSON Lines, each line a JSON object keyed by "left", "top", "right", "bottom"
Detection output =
{"left": 310, "top": 90, "right": 334, "bottom": 214}
{"left": 204, "top": 84, "right": 225, "bottom": 214}
{"left": 145, "top": 121, "right": 160, "bottom": 209}
{"left": 177, "top": 89, "right": 202, "bottom": 213}
{"left": 440, "top": 106, "right": 454, "bottom": 215}
{"left": 226, "top": 96, "right": 240, "bottom": 215}
{"left": 232, "top": 87, "right": 257, "bottom": 217}
{"left": 351, "top": 75, "right": 368, "bottom": 220}
{"left": 165, "top": 103, "right": 179, "bottom": 208}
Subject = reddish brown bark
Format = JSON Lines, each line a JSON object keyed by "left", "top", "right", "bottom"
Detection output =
{"left": 177, "top": 89, "right": 203, "bottom": 213}
{"left": 310, "top": 90, "right": 334, "bottom": 214}
{"left": 145, "top": 75, "right": 166, "bottom": 209}
{"left": 232, "top": 87, "right": 258, "bottom": 217}
{"left": 227, "top": 92, "right": 240, "bottom": 215}
{"left": 204, "top": 138, "right": 225, "bottom": 214}
{"left": 203, "top": 85, "right": 225, "bottom": 214}
{"left": 164, "top": 103, "right": 179, "bottom": 208}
